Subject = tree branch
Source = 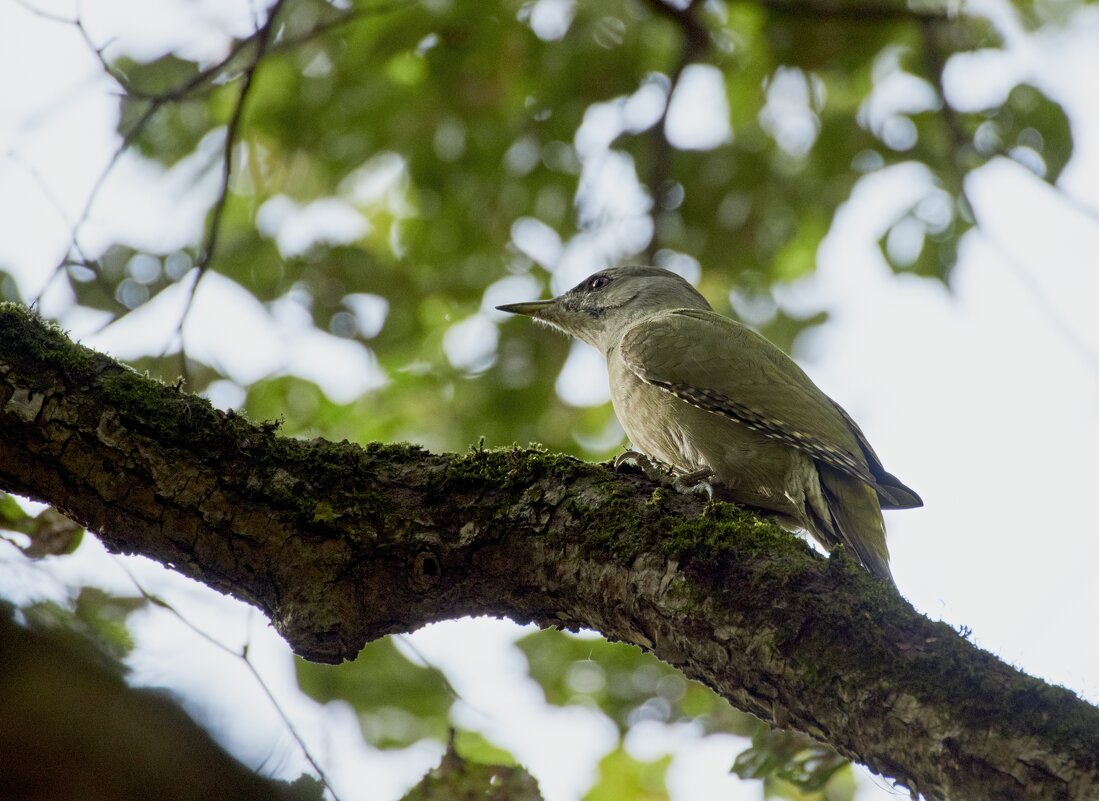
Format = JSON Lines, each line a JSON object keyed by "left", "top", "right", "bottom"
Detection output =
{"left": 1, "top": 302, "right": 1096, "bottom": 801}
{"left": 746, "top": 0, "right": 949, "bottom": 21}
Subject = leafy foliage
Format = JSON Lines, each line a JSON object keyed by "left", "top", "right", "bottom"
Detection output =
{"left": 400, "top": 737, "right": 542, "bottom": 801}
{"left": 733, "top": 728, "right": 854, "bottom": 797}
{"left": 519, "top": 629, "right": 855, "bottom": 800}
{"left": 0, "top": 493, "right": 84, "bottom": 558}
{"left": 17, "top": 587, "right": 147, "bottom": 669}
{"left": 517, "top": 628, "right": 752, "bottom": 735}
{"left": 11, "top": 0, "right": 1074, "bottom": 466}
{"left": 584, "top": 747, "right": 671, "bottom": 801}
{"left": 296, "top": 635, "right": 454, "bottom": 748}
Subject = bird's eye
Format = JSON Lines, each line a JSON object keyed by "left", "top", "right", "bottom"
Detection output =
{"left": 587, "top": 275, "right": 611, "bottom": 291}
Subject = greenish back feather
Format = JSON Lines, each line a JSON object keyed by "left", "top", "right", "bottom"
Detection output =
{"left": 620, "top": 309, "right": 871, "bottom": 479}
{"left": 619, "top": 308, "right": 922, "bottom": 510}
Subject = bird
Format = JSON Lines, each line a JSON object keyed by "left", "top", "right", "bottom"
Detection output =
{"left": 496, "top": 265, "right": 921, "bottom": 583}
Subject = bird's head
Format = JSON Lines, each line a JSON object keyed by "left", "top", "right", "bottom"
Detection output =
{"left": 496, "top": 265, "right": 711, "bottom": 351}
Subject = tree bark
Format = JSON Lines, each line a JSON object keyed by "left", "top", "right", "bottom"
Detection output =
{"left": 1, "top": 302, "right": 1096, "bottom": 801}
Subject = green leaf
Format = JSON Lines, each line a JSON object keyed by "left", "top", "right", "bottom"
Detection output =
{"left": 0, "top": 495, "right": 84, "bottom": 558}
{"left": 732, "top": 729, "right": 850, "bottom": 798}
{"left": 20, "top": 588, "right": 148, "bottom": 669}
{"left": 516, "top": 629, "right": 755, "bottom": 736}
{"left": 582, "top": 746, "right": 670, "bottom": 801}
{"left": 72, "top": 588, "right": 147, "bottom": 658}
{"left": 295, "top": 636, "right": 453, "bottom": 748}
{"left": 0, "top": 492, "right": 31, "bottom": 531}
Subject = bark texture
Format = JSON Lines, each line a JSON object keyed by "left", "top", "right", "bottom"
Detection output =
{"left": 2, "top": 303, "right": 1097, "bottom": 801}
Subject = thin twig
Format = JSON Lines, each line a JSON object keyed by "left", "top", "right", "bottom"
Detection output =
{"left": 24, "top": 0, "right": 406, "bottom": 319}
{"left": 12, "top": 0, "right": 72, "bottom": 24}
{"left": 172, "top": 0, "right": 288, "bottom": 383}
{"left": 746, "top": 0, "right": 949, "bottom": 22}
{"left": 394, "top": 633, "right": 493, "bottom": 724}
{"left": 978, "top": 224, "right": 1099, "bottom": 378}
{"left": 29, "top": 17, "right": 268, "bottom": 306}
{"left": 115, "top": 560, "right": 345, "bottom": 801}
{"left": 6, "top": 155, "right": 98, "bottom": 276}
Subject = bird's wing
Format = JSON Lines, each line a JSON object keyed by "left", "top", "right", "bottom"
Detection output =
{"left": 619, "top": 308, "right": 875, "bottom": 484}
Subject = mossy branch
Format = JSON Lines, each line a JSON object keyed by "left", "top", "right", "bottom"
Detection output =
{"left": 1, "top": 302, "right": 1096, "bottom": 801}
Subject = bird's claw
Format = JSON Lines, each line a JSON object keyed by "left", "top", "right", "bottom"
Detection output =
{"left": 615, "top": 451, "right": 715, "bottom": 499}
{"left": 672, "top": 467, "right": 715, "bottom": 499}
{"left": 613, "top": 450, "right": 671, "bottom": 484}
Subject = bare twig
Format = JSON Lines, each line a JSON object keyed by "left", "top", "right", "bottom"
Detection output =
{"left": 116, "top": 560, "right": 346, "bottom": 801}
{"left": 6, "top": 155, "right": 98, "bottom": 277}
{"left": 170, "top": 0, "right": 417, "bottom": 379}
{"left": 12, "top": 0, "right": 72, "bottom": 24}
{"left": 167, "top": 0, "right": 288, "bottom": 381}
{"left": 747, "top": 0, "right": 949, "bottom": 22}
{"left": 395, "top": 634, "right": 478, "bottom": 712}
{"left": 19, "top": 0, "right": 408, "bottom": 375}
{"left": 28, "top": 13, "right": 272, "bottom": 306}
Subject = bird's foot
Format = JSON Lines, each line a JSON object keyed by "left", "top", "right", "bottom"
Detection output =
{"left": 615, "top": 451, "right": 715, "bottom": 499}
{"left": 672, "top": 467, "right": 715, "bottom": 499}
{"left": 613, "top": 450, "right": 672, "bottom": 484}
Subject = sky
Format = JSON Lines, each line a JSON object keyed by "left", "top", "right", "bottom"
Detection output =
{"left": 2, "top": 1, "right": 1099, "bottom": 800}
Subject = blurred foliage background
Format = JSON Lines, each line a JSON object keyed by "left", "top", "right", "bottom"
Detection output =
{"left": 0, "top": 0, "right": 1087, "bottom": 798}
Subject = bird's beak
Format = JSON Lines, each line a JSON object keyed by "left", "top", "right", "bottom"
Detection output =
{"left": 495, "top": 299, "right": 556, "bottom": 318}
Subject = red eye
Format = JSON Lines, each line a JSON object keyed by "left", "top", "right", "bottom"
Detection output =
{"left": 588, "top": 275, "right": 611, "bottom": 291}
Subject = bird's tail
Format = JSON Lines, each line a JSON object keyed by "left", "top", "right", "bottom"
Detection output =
{"left": 811, "top": 468, "right": 894, "bottom": 583}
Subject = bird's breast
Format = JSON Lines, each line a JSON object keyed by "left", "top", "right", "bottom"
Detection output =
{"left": 606, "top": 348, "right": 807, "bottom": 517}
{"left": 608, "top": 363, "right": 701, "bottom": 471}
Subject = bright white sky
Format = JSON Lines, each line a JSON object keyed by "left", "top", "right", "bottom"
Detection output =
{"left": 2, "top": 2, "right": 1099, "bottom": 801}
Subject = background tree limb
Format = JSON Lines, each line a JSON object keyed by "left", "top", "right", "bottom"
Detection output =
{"left": 2, "top": 302, "right": 1096, "bottom": 801}
{"left": 0, "top": 601, "right": 310, "bottom": 801}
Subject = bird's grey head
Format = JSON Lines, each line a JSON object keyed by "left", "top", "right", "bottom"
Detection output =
{"left": 496, "top": 265, "right": 711, "bottom": 352}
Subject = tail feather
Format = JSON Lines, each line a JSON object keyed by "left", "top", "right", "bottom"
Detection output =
{"left": 828, "top": 399, "right": 922, "bottom": 512}
{"left": 874, "top": 470, "right": 923, "bottom": 510}
{"left": 815, "top": 468, "right": 894, "bottom": 583}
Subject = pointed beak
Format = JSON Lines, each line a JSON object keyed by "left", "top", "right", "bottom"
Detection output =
{"left": 495, "top": 299, "right": 556, "bottom": 317}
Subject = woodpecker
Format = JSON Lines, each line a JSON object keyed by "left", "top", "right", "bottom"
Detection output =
{"left": 497, "top": 265, "right": 921, "bottom": 582}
